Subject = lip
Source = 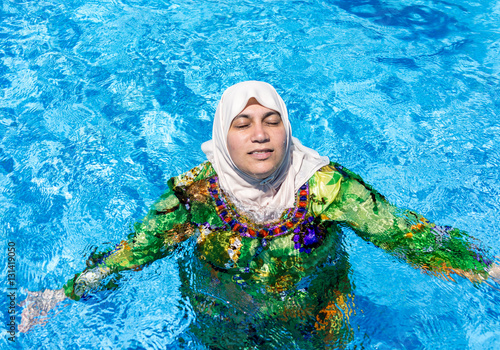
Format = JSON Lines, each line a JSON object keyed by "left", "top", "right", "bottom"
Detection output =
{"left": 248, "top": 149, "right": 273, "bottom": 160}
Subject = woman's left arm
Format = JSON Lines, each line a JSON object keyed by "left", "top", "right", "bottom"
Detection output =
{"left": 316, "top": 164, "right": 496, "bottom": 283}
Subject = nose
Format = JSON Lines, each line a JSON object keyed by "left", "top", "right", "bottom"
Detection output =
{"left": 250, "top": 122, "right": 269, "bottom": 143}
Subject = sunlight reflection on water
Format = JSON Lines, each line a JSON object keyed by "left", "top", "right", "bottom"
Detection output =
{"left": 1, "top": 0, "right": 499, "bottom": 348}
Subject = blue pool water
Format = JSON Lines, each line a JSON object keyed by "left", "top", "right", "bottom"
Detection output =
{"left": 1, "top": 0, "right": 500, "bottom": 348}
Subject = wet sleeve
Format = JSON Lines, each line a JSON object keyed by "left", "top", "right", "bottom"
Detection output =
{"left": 62, "top": 180, "right": 193, "bottom": 300}
{"left": 319, "top": 165, "right": 493, "bottom": 282}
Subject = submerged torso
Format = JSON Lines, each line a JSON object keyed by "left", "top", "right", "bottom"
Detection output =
{"left": 63, "top": 161, "right": 492, "bottom": 348}
{"left": 162, "top": 161, "right": 354, "bottom": 339}
{"left": 170, "top": 162, "right": 349, "bottom": 292}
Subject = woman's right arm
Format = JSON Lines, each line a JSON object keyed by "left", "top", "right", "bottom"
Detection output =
{"left": 63, "top": 181, "right": 193, "bottom": 300}
{"left": 19, "top": 181, "right": 193, "bottom": 332}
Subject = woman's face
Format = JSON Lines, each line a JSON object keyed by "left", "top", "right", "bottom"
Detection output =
{"left": 227, "top": 98, "right": 287, "bottom": 179}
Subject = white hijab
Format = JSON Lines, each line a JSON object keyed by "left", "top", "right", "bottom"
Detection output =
{"left": 201, "top": 81, "right": 329, "bottom": 222}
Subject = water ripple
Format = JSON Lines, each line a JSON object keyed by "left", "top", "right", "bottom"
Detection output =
{"left": 2, "top": 0, "right": 499, "bottom": 348}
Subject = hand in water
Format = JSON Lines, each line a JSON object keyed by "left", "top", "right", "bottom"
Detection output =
{"left": 489, "top": 262, "right": 500, "bottom": 283}
{"left": 19, "top": 288, "right": 67, "bottom": 333}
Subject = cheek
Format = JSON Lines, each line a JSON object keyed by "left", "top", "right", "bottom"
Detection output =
{"left": 276, "top": 129, "right": 287, "bottom": 152}
{"left": 227, "top": 133, "right": 242, "bottom": 160}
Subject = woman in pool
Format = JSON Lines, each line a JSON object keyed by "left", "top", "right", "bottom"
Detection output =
{"left": 21, "top": 81, "right": 499, "bottom": 347}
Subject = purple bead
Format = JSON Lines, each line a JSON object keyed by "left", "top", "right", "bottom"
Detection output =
{"left": 293, "top": 234, "right": 300, "bottom": 242}
{"left": 303, "top": 231, "right": 318, "bottom": 245}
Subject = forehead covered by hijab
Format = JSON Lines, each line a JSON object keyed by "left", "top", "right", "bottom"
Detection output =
{"left": 213, "top": 81, "right": 292, "bottom": 145}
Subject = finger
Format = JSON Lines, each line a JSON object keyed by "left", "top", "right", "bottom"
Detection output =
{"left": 19, "top": 316, "right": 34, "bottom": 334}
{"left": 18, "top": 296, "right": 38, "bottom": 308}
{"left": 18, "top": 317, "right": 45, "bottom": 333}
{"left": 18, "top": 323, "right": 30, "bottom": 333}
{"left": 19, "top": 298, "right": 26, "bottom": 308}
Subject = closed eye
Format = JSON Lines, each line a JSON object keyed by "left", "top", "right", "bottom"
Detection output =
{"left": 233, "top": 124, "right": 250, "bottom": 129}
{"left": 263, "top": 113, "right": 282, "bottom": 126}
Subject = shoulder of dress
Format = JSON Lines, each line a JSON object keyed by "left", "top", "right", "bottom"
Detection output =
{"left": 315, "top": 162, "right": 383, "bottom": 202}
{"left": 172, "top": 161, "right": 216, "bottom": 188}
{"left": 310, "top": 162, "right": 344, "bottom": 185}
{"left": 313, "top": 161, "right": 367, "bottom": 183}
{"left": 307, "top": 162, "right": 346, "bottom": 215}
{"left": 316, "top": 162, "right": 338, "bottom": 174}
{"left": 154, "top": 162, "right": 215, "bottom": 213}
{"left": 316, "top": 161, "right": 351, "bottom": 176}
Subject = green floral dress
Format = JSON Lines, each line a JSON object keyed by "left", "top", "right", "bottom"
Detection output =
{"left": 63, "top": 162, "right": 492, "bottom": 348}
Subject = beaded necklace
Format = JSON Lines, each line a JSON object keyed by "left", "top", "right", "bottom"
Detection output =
{"left": 207, "top": 176, "right": 310, "bottom": 239}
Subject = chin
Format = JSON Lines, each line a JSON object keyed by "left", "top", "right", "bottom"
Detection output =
{"left": 249, "top": 167, "right": 277, "bottom": 180}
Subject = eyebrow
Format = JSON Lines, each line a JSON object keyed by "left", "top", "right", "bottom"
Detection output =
{"left": 234, "top": 111, "right": 280, "bottom": 120}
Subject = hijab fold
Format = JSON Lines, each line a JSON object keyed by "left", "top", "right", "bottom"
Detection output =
{"left": 201, "top": 81, "right": 329, "bottom": 222}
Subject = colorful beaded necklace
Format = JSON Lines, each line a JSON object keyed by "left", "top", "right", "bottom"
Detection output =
{"left": 207, "top": 176, "right": 310, "bottom": 239}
